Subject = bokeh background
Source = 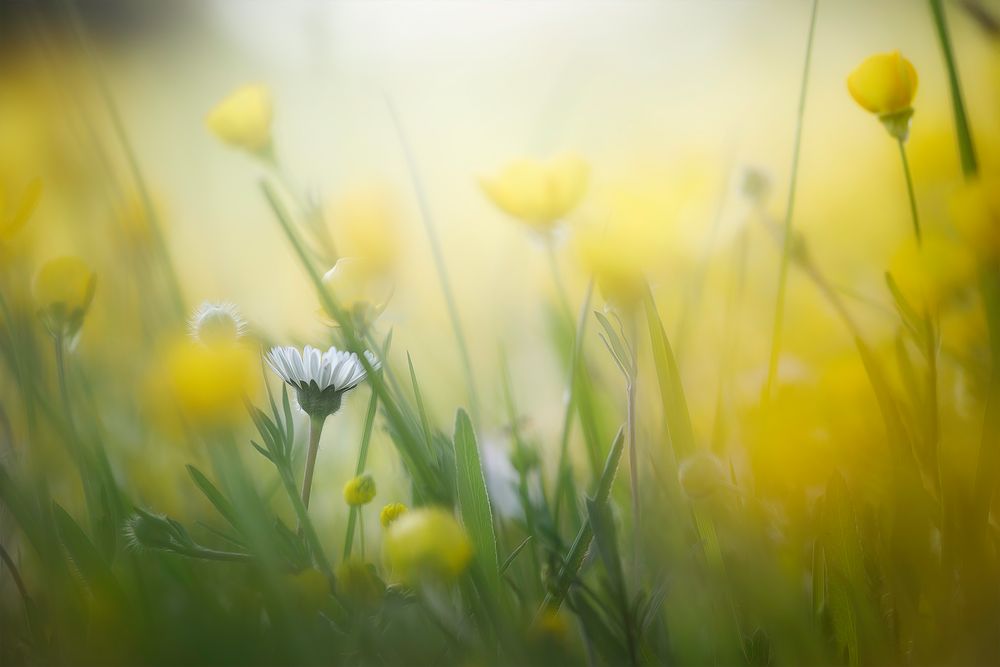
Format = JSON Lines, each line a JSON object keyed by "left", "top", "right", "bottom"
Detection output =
{"left": 3, "top": 1, "right": 1000, "bottom": 664}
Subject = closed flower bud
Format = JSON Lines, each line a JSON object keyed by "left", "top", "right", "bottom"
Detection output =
{"left": 480, "top": 154, "right": 589, "bottom": 231}
{"left": 34, "top": 256, "right": 96, "bottom": 338}
{"left": 678, "top": 451, "right": 728, "bottom": 500}
{"left": 322, "top": 257, "right": 392, "bottom": 327}
{"left": 379, "top": 502, "right": 407, "bottom": 528}
{"left": 847, "top": 51, "right": 918, "bottom": 140}
{"left": 206, "top": 84, "right": 273, "bottom": 155}
{"left": 287, "top": 567, "right": 330, "bottom": 615}
{"left": 343, "top": 473, "right": 376, "bottom": 506}
{"left": 383, "top": 507, "right": 472, "bottom": 584}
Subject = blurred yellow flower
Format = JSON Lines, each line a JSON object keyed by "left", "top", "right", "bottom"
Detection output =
{"left": 322, "top": 257, "right": 392, "bottom": 326}
{"left": 481, "top": 154, "right": 589, "bottom": 231}
{"left": 848, "top": 51, "right": 918, "bottom": 116}
{"left": 847, "top": 51, "right": 918, "bottom": 140}
{"left": 950, "top": 174, "right": 1000, "bottom": 258}
{"left": 206, "top": 84, "right": 273, "bottom": 155}
{"left": 889, "top": 233, "right": 976, "bottom": 312}
{"left": 162, "top": 338, "right": 258, "bottom": 428}
{"left": 379, "top": 502, "right": 407, "bottom": 528}
{"left": 383, "top": 507, "right": 472, "bottom": 584}
{"left": 329, "top": 185, "right": 401, "bottom": 273}
{"left": 33, "top": 256, "right": 96, "bottom": 337}
{"left": 343, "top": 473, "right": 376, "bottom": 506}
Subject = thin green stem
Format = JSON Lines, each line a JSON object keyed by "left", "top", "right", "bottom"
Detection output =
{"left": 344, "top": 388, "right": 379, "bottom": 560}
{"left": 544, "top": 235, "right": 574, "bottom": 326}
{"left": 358, "top": 511, "right": 366, "bottom": 560}
{"left": 553, "top": 281, "right": 594, "bottom": 524}
{"left": 301, "top": 415, "right": 326, "bottom": 511}
{"left": 763, "top": 0, "right": 820, "bottom": 401}
{"left": 385, "top": 98, "right": 480, "bottom": 425}
{"left": 897, "top": 139, "right": 922, "bottom": 246}
{"left": 929, "top": 0, "right": 979, "bottom": 178}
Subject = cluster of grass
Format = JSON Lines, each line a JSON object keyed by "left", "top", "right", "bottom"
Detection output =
{"left": 2, "top": 2, "right": 1000, "bottom": 665}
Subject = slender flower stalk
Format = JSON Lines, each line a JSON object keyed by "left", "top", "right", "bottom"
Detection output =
{"left": 764, "top": 0, "right": 820, "bottom": 401}
{"left": 898, "top": 139, "right": 923, "bottom": 245}
{"left": 301, "top": 415, "right": 325, "bottom": 509}
{"left": 385, "top": 98, "right": 480, "bottom": 425}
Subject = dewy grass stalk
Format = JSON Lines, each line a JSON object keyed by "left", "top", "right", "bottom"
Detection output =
{"left": 764, "top": 0, "right": 820, "bottom": 401}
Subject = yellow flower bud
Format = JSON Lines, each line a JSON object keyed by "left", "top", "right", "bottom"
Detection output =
{"left": 847, "top": 51, "right": 918, "bottom": 140}
{"left": 379, "top": 502, "right": 407, "bottom": 528}
{"left": 162, "top": 338, "right": 258, "bottom": 428}
{"left": 383, "top": 507, "right": 472, "bottom": 584}
{"left": 950, "top": 175, "right": 1000, "bottom": 259}
{"left": 206, "top": 84, "right": 273, "bottom": 155}
{"left": 33, "top": 256, "right": 96, "bottom": 337}
{"left": 480, "top": 154, "right": 589, "bottom": 231}
{"left": 847, "top": 51, "right": 918, "bottom": 116}
{"left": 343, "top": 473, "right": 376, "bottom": 506}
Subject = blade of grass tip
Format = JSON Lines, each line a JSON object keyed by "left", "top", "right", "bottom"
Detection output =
{"left": 540, "top": 426, "right": 625, "bottom": 615}
{"left": 61, "top": 0, "right": 185, "bottom": 319}
{"left": 643, "top": 285, "right": 696, "bottom": 460}
{"left": 763, "top": 0, "right": 820, "bottom": 402}
{"left": 407, "top": 353, "right": 434, "bottom": 453}
{"left": 554, "top": 281, "right": 595, "bottom": 523}
{"left": 929, "top": 0, "right": 979, "bottom": 178}
{"left": 453, "top": 408, "right": 503, "bottom": 607}
{"left": 385, "top": 97, "right": 480, "bottom": 426}
{"left": 344, "top": 386, "right": 379, "bottom": 560}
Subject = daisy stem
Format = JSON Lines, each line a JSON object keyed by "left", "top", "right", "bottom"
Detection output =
{"left": 385, "top": 99, "right": 480, "bottom": 426}
{"left": 897, "top": 139, "right": 922, "bottom": 246}
{"left": 301, "top": 414, "right": 326, "bottom": 511}
{"left": 763, "top": 0, "right": 819, "bottom": 402}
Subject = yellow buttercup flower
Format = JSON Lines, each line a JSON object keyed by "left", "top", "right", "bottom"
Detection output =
{"left": 383, "top": 507, "right": 472, "bottom": 584}
{"left": 206, "top": 84, "right": 273, "bottom": 155}
{"left": 480, "top": 154, "right": 589, "bottom": 231}
{"left": 162, "top": 338, "right": 258, "bottom": 428}
{"left": 34, "top": 256, "right": 96, "bottom": 337}
{"left": 950, "top": 174, "right": 1000, "bottom": 259}
{"left": 847, "top": 51, "right": 918, "bottom": 140}
{"left": 329, "top": 185, "right": 401, "bottom": 273}
{"left": 343, "top": 473, "right": 376, "bottom": 506}
{"left": 379, "top": 502, "right": 407, "bottom": 528}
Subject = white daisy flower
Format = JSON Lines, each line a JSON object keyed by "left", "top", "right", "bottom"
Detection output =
{"left": 266, "top": 345, "right": 379, "bottom": 418}
{"left": 188, "top": 302, "right": 248, "bottom": 344}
